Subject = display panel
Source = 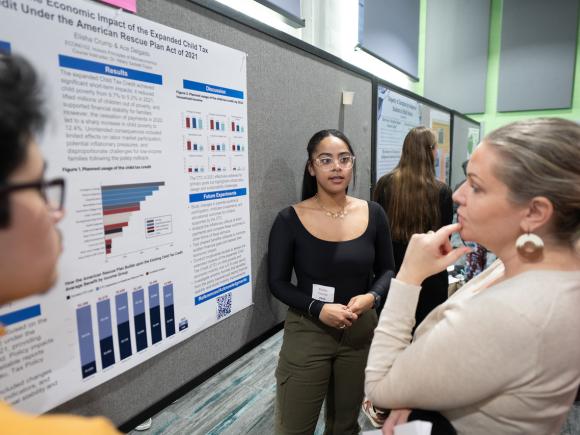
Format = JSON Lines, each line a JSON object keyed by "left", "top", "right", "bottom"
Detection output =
{"left": 0, "top": 0, "right": 251, "bottom": 414}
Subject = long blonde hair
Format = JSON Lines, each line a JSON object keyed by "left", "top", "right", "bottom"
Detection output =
{"left": 374, "top": 126, "right": 441, "bottom": 241}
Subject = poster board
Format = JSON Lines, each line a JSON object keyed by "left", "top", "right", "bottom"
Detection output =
{"left": 450, "top": 113, "right": 481, "bottom": 189}
{"left": 0, "top": 0, "right": 252, "bottom": 415}
{"left": 375, "top": 83, "right": 452, "bottom": 184}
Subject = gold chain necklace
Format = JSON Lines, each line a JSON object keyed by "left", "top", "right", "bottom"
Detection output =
{"left": 315, "top": 193, "right": 348, "bottom": 219}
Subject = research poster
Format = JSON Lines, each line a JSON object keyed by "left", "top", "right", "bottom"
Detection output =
{"left": 467, "top": 127, "right": 480, "bottom": 159}
{"left": 0, "top": 0, "right": 251, "bottom": 413}
{"left": 375, "top": 84, "right": 451, "bottom": 184}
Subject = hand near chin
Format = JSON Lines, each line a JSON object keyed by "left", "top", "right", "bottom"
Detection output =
{"left": 319, "top": 304, "right": 358, "bottom": 329}
{"left": 382, "top": 409, "right": 412, "bottom": 435}
{"left": 397, "top": 223, "right": 471, "bottom": 286}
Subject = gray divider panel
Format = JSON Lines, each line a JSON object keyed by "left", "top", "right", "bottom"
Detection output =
{"left": 498, "top": 0, "right": 579, "bottom": 112}
{"left": 52, "top": 0, "right": 372, "bottom": 424}
{"left": 424, "top": 0, "right": 490, "bottom": 114}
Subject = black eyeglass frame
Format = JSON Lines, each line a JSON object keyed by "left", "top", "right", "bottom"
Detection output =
{"left": 0, "top": 178, "right": 66, "bottom": 212}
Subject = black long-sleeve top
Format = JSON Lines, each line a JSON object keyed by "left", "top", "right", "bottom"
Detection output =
{"left": 268, "top": 201, "right": 395, "bottom": 318}
{"left": 374, "top": 180, "right": 453, "bottom": 324}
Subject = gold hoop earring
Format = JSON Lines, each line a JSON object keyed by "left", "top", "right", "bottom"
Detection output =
{"left": 516, "top": 232, "right": 544, "bottom": 261}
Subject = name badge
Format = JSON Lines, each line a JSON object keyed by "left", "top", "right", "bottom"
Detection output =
{"left": 312, "top": 284, "right": 335, "bottom": 302}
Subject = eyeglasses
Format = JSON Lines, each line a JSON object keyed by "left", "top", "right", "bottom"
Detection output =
{"left": 0, "top": 178, "right": 65, "bottom": 212}
{"left": 311, "top": 155, "right": 356, "bottom": 171}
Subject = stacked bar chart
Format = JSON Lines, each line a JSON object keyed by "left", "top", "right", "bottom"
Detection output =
{"left": 183, "top": 114, "right": 203, "bottom": 130}
{"left": 101, "top": 182, "right": 165, "bottom": 255}
{"left": 115, "top": 293, "right": 132, "bottom": 360}
{"left": 76, "top": 305, "right": 97, "bottom": 379}
{"left": 163, "top": 283, "right": 175, "bottom": 337}
{"left": 75, "top": 281, "right": 178, "bottom": 377}
{"left": 97, "top": 299, "right": 115, "bottom": 369}
{"left": 132, "top": 289, "right": 148, "bottom": 352}
{"left": 148, "top": 283, "right": 162, "bottom": 344}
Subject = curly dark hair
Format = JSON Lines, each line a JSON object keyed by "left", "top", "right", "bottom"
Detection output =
{"left": 0, "top": 54, "right": 45, "bottom": 227}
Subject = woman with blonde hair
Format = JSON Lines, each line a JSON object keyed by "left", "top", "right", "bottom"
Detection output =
{"left": 366, "top": 118, "right": 580, "bottom": 435}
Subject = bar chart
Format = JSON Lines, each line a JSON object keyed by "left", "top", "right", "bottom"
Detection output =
{"left": 210, "top": 142, "right": 227, "bottom": 152}
{"left": 208, "top": 116, "right": 227, "bottom": 131}
{"left": 184, "top": 138, "right": 204, "bottom": 152}
{"left": 230, "top": 119, "right": 244, "bottom": 132}
{"left": 101, "top": 182, "right": 165, "bottom": 255}
{"left": 183, "top": 113, "right": 203, "bottom": 130}
{"left": 230, "top": 142, "right": 245, "bottom": 152}
{"left": 209, "top": 159, "right": 228, "bottom": 172}
{"left": 187, "top": 165, "right": 206, "bottom": 174}
{"left": 75, "top": 281, "right": 178, "bottom": 378}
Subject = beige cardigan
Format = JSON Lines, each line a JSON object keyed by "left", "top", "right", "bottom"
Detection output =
{"left": 365, "top": 260, "right": 580, "bottom": 435}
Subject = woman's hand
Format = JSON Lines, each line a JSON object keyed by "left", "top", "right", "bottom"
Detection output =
{"left": 397, "top": 223, "right": 471, "bottom": 286}
{"left": 319, "top": 304, "right": 358, "bottom": 329}
{"left": 347, "top": 294, "right": 374, "bottom": 315}
{"left": 382, "top": 409, "right": 412, "bottom": 435}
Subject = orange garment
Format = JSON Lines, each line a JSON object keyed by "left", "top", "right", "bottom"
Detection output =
{"left": 0, "top": 324, "right": 119, "bottom": 434}
{"left": 0, "top": 401, "right": 120, "bottom": 435}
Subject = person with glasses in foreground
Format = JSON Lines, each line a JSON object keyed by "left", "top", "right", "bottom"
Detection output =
{"left": 268, "top": 129, "right": 395, "bottom": 434}
{"left": 365, "top": 118, "right": 580, "bottom": 435}
{"left": 0, "top": 55, "right": 119, "bottom": 434}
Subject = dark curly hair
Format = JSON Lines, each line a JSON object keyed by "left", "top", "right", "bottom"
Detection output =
{"left": 0, "top": 54, "right": 45, "bottom": 227}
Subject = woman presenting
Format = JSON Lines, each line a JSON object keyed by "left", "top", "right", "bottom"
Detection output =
{"left": 268, "top": 129, "right": 394, "bottom": 435}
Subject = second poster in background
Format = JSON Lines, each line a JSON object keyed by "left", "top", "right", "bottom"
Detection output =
{"left": 376, "top": 84, "right": 451, "bottom": 184}
{"left": 0, "top": 0, "right": 252, "bottom": 413}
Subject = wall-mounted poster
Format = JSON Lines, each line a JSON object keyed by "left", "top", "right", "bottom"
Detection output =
{"left": 376, "top": 84, "right": 451, "bottom": 184}
{"left": 0, "top": 0, "right": 251, "bottom": 414}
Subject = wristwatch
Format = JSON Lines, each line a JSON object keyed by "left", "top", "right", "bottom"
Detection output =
{"left": 369, "top": 291, "right": 381, "bottom": 309}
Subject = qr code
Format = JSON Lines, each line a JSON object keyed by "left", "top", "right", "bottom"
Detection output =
{"left": 216, "top": 292, "right": 232, "bottom": 319}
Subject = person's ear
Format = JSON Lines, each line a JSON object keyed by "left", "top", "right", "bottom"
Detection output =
{"left": 308, "top": 161, "right": 315, "bottom": 177}
{"left": 520, "top": 196, "right": 553, "bottom": 233}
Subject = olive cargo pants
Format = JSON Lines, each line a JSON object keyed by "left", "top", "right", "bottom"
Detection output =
{"left": 275, "top": 308, "right": 378, "bottom": 435}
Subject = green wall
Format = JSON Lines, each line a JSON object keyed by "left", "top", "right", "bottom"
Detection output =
{"left": 416, "top": 0, "right": 580, "bottom": 135}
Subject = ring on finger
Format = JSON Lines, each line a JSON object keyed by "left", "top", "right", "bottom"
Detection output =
{"left": 339, "top": 324, "right": 346, "bottom": 329}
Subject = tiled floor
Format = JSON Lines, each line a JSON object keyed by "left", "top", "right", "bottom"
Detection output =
{"left": 129, "top": 330, "right": 580, "bottom": 435}
{"left": 128, "top": 331, "right": 375, "bottom": 434}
